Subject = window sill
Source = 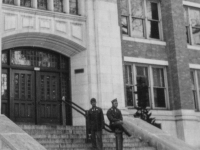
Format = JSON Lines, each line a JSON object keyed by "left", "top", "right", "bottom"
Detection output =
{"left": 123, "top": 36, "right": 166, "bottom": 46}
{"left": 187, "top": 45, "right": 200, "bottom": 51}
{"left": 126, "top": 106, "right": 168, "bottom": 110}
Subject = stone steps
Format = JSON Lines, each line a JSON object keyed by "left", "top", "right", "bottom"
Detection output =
{"left": 19, "top": 125, "right": 157, "bottom": 150}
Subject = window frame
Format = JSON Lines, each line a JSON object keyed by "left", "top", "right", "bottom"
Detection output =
{"left": 190, "top": 69, "right": 200, "bottom": 111}
{"left": 184, "top": 6, "right": 200, "bottom": 46}
{"left": 69, "top": 0, "right": 79, "bottom": 15}
{"left": 121, "top": 0, "right": 163, "bottom": 40}
{"left": 124, "top": 63, "right": 169, "bottom": 109}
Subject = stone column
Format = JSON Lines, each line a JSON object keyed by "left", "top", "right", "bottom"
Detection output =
{"left": 63, "top": 0, "right": 69, "bottom": 13}
{"left": 90, "top": 0, "right": 125, "bottom": 109}
{"left": 78, "top": 0, "right": 85, "bottom": 16}
{"left": 14, "top": 0, "right": 20, "bottom": 6}
{"left": 161, "top": 0, "right": 195, "bottom": 145}
{"left": 32, "top": 0, "right": 37, "bottom": 8}
{"left": 48, "top": 0, "right": 54, "bottom": 11}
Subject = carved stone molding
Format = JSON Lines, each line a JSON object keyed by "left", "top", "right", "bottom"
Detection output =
{"left": 2, "top": 32, "right": 86, "bottom": 57}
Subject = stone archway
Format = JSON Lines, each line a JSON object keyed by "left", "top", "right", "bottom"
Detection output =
{"left": 2, "top": 32, "right": 86, "bottom": 57}
{"left": 1, "top": 33, "right": 86, "bottom": 125}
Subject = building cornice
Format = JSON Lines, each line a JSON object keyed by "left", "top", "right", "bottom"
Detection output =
{"left": 2, "top": 4, "right": 87, "bottom": 22}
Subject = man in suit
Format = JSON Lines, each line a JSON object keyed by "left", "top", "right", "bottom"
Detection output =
{"left": 88, "top": 98, "right": 105, "bottom": 150}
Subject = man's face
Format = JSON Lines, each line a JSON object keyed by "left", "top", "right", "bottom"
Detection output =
{"left": 91, "top": 101, "right": 96, "bottom": 107}
{"left": 112, "top": 101, "right": 118, "bottom": 108}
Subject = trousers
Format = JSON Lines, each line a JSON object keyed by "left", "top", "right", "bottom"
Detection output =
{"left": 91, "top": 130, "right": 103, "bottom": 150}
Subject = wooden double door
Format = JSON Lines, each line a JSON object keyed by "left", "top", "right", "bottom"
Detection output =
{"left": 11, "top": 70, "right": 61, "bottom": 124}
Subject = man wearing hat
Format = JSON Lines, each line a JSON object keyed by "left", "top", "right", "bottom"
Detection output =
{"left": 106, "top": 98, "right": 130, "bottom": 136}
{"left": 106, "top": 98, "right": 123, "bottom": 131}
{"left": 88, "top": 98, "right": 105, "bottom": 150}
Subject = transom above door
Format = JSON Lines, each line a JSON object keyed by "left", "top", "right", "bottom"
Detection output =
{"left": 1, "top": 47, "right": 71, "bottom": 125}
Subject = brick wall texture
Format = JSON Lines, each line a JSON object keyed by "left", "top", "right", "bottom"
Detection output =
{"left": 121, "top": 0, "right": 200, "bottom": 110}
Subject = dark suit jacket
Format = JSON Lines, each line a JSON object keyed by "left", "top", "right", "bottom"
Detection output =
{"left": 88, "top": 107, "right": 104, "bottom": 131}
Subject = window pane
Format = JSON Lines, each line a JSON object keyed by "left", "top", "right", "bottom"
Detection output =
{"left": 38, "top": 0, "right": 47, "bottom": 10}
{"left": 3, "top": 0, "right": 14, "bottom": 4}
{"left": 186, "top": 26, "right": 190, "bottom": 44}
{"left": 11, "top": 50, "right": 58, "bottom": 68}
{"left": 136, "top": 66, "right": 148, "bottom": 84}
{"left": 125, "top": 65, "right": 132, "bottom": 84}
{"left": 21, "top": 0, "right": 31, "bottom": 7}
{"left": 61, "top": 56, "right": 68, "bottom": 69}
{"left": 191, "top": 71, "right": 195, "bottom": 90}
{"left": 54, "top": 0, "right": 63, "bottom": 12}
{"left": 190, "top": 8, "right": 200, "bottom": 28}
{"left": 153, "top": 68, "right": 166, "bottom": 108}
{"left": 197, "top": 71, "right": 200, "bottom": 87}
{"left": 154, "top": 88, "right": 166, "bottom": 107}
{"left": 2, "top": 52, "right": 8, "bottom": 64}
{"left": 131, "top": 0, "right": 144, "bottom": 18}
{"left": 2, "top": 73, "right": 8, "bottom": 99}
{"left": 192, "top": 27, "right": 200, "bottom": 45}
{"left": 153, "top": 68, "right": 164, "bottom": 87}
{"left": 147, "top": 2, "right": 159, "bottom": 20}
{"left": 191, "top": 71, "right": 198, "bottom": 110}
{"left": 121, "top": 0, "right": 128, "bottom": 15}
{"left": 70, "top": 0, "right": 78, "bottom": 15}
{"left": 147, "top": 20, "right": 160, "bottom": 39}
{"left": 136, "top": 66, "right": 150, "bottom": 107}
{"left": 132, "top": 18, "right": 144, "bottom": 38}
{"left": 122, "top": 16, "right": 128, "bottom": 35}
{"left": 126, "top": 86, "right": 134, "bottom": 106}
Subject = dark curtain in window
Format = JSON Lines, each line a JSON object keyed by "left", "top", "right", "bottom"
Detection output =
{"left": 21, "top": 0, "right": 31, "bottom": 7}
{"left": 54, "top": 0, "right": 63, "bottom": 12}
{"left": 3, "top": 0, "right": 14, "bottom": 4}
{"left": 38, "top": 0, "right": 47, "bottom": 10}
{"left": 69, "top": 0, "right": 78, "bottom": 15}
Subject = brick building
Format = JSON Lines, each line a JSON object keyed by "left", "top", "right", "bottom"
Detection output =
{"left": 0, "top": 0, "right": 200, "bottom": 149}
{"left": 121, "top": 0, "right": 200, "bottom": 148}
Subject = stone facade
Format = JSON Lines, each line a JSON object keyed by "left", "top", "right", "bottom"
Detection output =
{"left": 1, "top": 0, "right": 200, "bottom": 149}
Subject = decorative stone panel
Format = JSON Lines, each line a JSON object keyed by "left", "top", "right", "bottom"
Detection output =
{"left": 2, "top": 5, "right": 86, "bottom": 48}
{"left": 21, "top": 15, "right": 35, "bottom": 29}
{"left": 4, "top": 13, "right": 17, "bottom": 31}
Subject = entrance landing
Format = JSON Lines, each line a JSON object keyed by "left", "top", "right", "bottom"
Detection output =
{"left": 0, "top": 115, "right": 46, "bottom": 150}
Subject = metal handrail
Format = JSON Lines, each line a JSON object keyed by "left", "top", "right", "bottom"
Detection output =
{"left": 60, "top": 99, "right": 113, "bottom": 142}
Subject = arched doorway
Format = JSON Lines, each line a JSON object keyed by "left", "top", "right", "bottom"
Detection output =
{"left": 1, "top": 47, "right": 71, "bottom": 125}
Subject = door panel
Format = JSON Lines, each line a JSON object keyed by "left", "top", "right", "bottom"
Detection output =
{"left": 11, "top": 70, "right": 35, "bottom": 123}
{"left": 37, "top": 72, "right": 61, "bottom": 124}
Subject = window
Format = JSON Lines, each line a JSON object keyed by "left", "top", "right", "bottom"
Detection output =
{"left": 184, "top": 6, "right": 200, "bottom": 45}
{"left": 69, "top": 0, "right": 78, "bottom": 15}
{"left": 190, "top": 70, "right": 200, "bottom": 110}
{"left": 120, "top": 0, "right": 162, "bottom": 40}
{"left": 10, "top": 49, "right": 59, "bottom": 68}
{"left": 38, "top": 0, "right": 47, "bottom": 10}
{"left": 3, "top": 0, "right": 14, "bottom": 4}
{"left": 21, "top": 0, "right": 31, "bottom": 7}
{"left": 125, "top": 63, "right": 168, "bottom": 109}
{"left": 54, "top": 0, "right": 63, "bottom": 12}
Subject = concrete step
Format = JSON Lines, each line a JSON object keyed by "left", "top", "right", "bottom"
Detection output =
{"left": 19, "top": 125, "right": 157, "bottom": 150}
